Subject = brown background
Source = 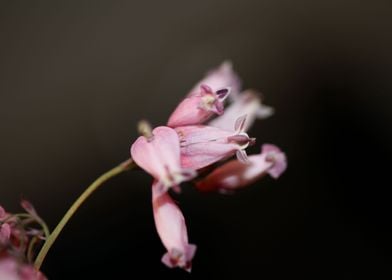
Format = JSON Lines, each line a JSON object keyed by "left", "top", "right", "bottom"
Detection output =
{"left": 1, "top": 1, "right": 391, "bottom": 279}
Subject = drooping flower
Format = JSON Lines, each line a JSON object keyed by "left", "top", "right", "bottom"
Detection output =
{"left": 152, "top": 181, "right": 197, "bottom": 272}
{"left": 128, "top": 61, "right": 287, "bottom": 272}
{"left": 209, "top": 90, "right": 274, "bottom": 132}
{"left": 196, "top": 144, "right": 287, "bottom": 193}
{"left": 131, "top": 126, "right": 196, "bottom": 194}
{"left": 167, "top": 84, "right": 230, "bottom": 127}
{"left": 175, "top": 115, "right": 255, "bottom": 170}
{"left": 1, "top": 202, "right": 47, "bottom": 258}
{"left": 0, "top": 257, "right": 47, "bottom": 280}
{"left": 188, "top": 61, "right": 241, "bottom": 97}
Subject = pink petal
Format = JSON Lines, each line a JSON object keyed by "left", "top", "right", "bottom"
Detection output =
{"left": 196, "top": 144, "right": 287, "bottom": 192}
{"left": 181, "top": 141, "right": 240, "bottom": 170}
{"left": 152, "top": 181, "right": 196, "bottom": 271}
{"left": 175, "top": 119, "right": 254, "bottom": 170}
{"left": 0, "top": 258, "right": 18, "bottom": 279}
{"left": 167, "top": 85, "right": 231, "bottom": 127}
{"left": 189, "top": 61, "right": 241, "bottom": 97}
{"left": 152, "top": 182, "right": 188, "bottom": 250}
{"left": 20, "top": 199, "right": 39, "bottom": 220}
{"left": 0, "top": 206, "right": 5, "bottom": 219}
{"left": 263, "top": 144, "right": 287, "bottom": 178}
{"left": 167, "top": 92, "right": 212, "bottom": 127}
{"left": 131, "top": 126, "right": 178, "bottom": 179}
{"left": 234, "top": 114, "right": 247, "bottom": 132}
{"left": 0, "top": 257, "right": 47, "bottom": 280}
{"left": 176, "top": 125, "right": 233, "bottom": 145}
{"left": 131, "top": 126, "right": 195, "bottom": 192}
{"left": 209, "top": 90, "right": 274, "bottom": 132}
{"left": 235, "top": 149, "right": 249, "bottom": 164}
{"left": 0, "top": 223, "right": 11, "bottom": 243}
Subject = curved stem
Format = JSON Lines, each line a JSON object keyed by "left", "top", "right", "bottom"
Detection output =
{"left": 27, "top": 235, "right": 40, "bottom": 263}
{"left": 34, "top": 158, "right": 135, "bottom": 269}
{"left": 35, "top": 216, "right": 50, "bottom": 240}
{"left": 18, "top": 215, "right": 50, "bottom": 240}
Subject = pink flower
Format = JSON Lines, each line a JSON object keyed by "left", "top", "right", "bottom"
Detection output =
{"left": 152, "top": 181, "right": 197, "bottom": 272}
{"left": 1, "top": 204, "right": 44, "bottom": 253}
{"left": 167, "top": 85, "right": 230, "bottom": 127}
{"left": 0, "top": 207, "right": 5, "bottom": 218}
{"left": 209, "top": 90, "right": 274, "bottom": 132}
{"left": 0, "top": 206, "right": 11, "bottom": 245}
{"left": 128, "top": 61, "right": 287, "bottom": 271}
{"left": 0, "top": 224, "right": 11, "bottom": 245}
{"left": 196, "top": 144, "right": 287, "bottom": 192}
{"left": 130, "top": 126, "right": 196, "bottom": 194}
{"left": 0, "top": 257, "right": 47, "bottom": 280}
{"left": 175, "top": 115, "right": 255, "bottom": 170}
{"left": 188, "top": 61, "right": 241, "bottom": 97}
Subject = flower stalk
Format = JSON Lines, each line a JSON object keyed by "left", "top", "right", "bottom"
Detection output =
{"left": 34, "top": 158, "right": 136, "bottom": 270}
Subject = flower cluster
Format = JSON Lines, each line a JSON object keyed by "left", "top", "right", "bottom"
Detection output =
{"left": 0, "top": 203, "right": 47, "bottom": 279}
{"left": 130, "top": 62, "right": 287, "bottom": 272}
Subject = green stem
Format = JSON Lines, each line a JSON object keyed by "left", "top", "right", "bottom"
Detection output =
{"left": 34, "top": 158, "right": 135, "bottom": 270}
{"left": 27, "top": 235, "right": 40, "bottom": 263}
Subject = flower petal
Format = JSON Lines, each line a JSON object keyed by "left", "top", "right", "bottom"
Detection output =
{"left": 209, "top": 90, "right": 274, "bottom": 132}
{"left": 175, "top": 117, "right": 254, "bottom": 169}
{"left": 263, "top": 144, "right": 287, "bottom": 178}
{"left": 152, "top": 181, "right": 196, "bottom": 271}
{"left": 0, "top": 206, "right": 5, "bottom": 219}
{"left": 196, "top": 144, "right": 287, "bottom": 192}
{"left": 168, "top": 85, "right": 231, "bottom": 127}
{"left": 131, "top": 126, "right": 195, "bottom": 192}
{"left": 188, "top": 61, "right": 241, "bottom": 97}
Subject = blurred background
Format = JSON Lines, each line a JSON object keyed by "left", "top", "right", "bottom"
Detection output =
{"left": 0, "top": 1, "right": 391, "bottom": 279}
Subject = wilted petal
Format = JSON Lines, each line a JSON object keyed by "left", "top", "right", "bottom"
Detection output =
{"left": 167, "top": 85, "right": 230, "bottom": 127}
{"left": 0, "top": 223, "right": 11, "bottom": 244}
{"left": 188, "top": 61, "right": 241, "bottom": 97}
{"left": 0, "top": 206, "right": 5, "bottom": 219}
{"left": 0, "top": 206, "right": 12, "bottom": 245}
{"left": 196, "top": 144, "right": 287, "bottom": 192}
{"left": 175, "top": 116, "right": 254, "bottom": 170}
{"left": 152, "top": 181, "right": 197, "bottom": 272}
{"left": 20, "top": 200, "right": 40, "bottom": 221}
{"left": 209, "top": 90, "right": 274, "bottom": 132}
{"left": 262, "top": 144, "right": 287, "bottom": 179}
{"left": 130, "top": 126, "right": 196, "bottom": 193}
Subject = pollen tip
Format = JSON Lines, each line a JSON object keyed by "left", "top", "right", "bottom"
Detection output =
{"left": 249, "top": 138, "right": 256, "bottom": 146}
{"left": 137, "top": 120, "right": 154, "bottom": 140}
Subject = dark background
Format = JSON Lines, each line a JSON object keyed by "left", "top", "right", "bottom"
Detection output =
{"left": 1, "top": 1, "right": 391, "bottom": 279}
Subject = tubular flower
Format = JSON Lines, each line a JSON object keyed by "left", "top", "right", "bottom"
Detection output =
{"left": 175, "top": 115, "right": 255, "bottom": 170}
{"left": 130, "top": 126, "right": 196, "bottom": 194}
{"left": 152, "top": 181, "right": 196, "bottom": 272}
{"left": 188, "top": 61, "right": 241, "bottom": 97}
{"left": 129, "top": 61, "right": 287, "bottom": 271}
{"left": 167, "top": 84, "right": 230, "bottom": 127}
{"left": 209, "top": 90, "right": 274, "bottom": 132}
{"left": 196, "top": 144, "right": 287, "bottom": 192}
